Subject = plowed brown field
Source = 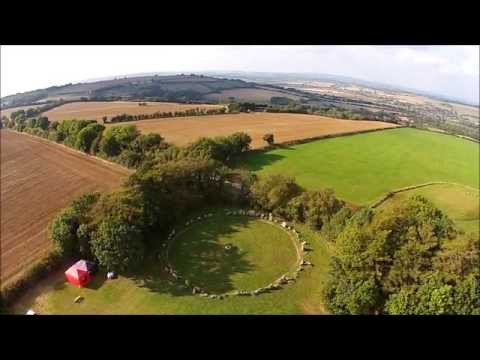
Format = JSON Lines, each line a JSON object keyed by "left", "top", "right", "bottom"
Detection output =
{"left": 0, "top": 130, "right": 130, "bottom": 288}
{"left": 108, "top": 112, "right": 398, "bottom": 149}
{"left": 44, "top": 101, "right": 224, "bottom": 122}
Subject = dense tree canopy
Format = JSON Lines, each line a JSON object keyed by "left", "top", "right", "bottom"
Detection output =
{"left": 251, "top": 174, "right": 302, "bottom": 213}
{"left": 99, "top": 125, "right": 140, "bottom": 157}
{"left": 75, "top": 123, "right": 105, "bottom": 153}
{"left": 323, "top": 195, "right": 479, "bottom": 315}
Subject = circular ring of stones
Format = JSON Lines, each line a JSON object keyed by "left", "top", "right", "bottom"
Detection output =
{"left": 163, "top": 209, "right": 314, "bottom": 300}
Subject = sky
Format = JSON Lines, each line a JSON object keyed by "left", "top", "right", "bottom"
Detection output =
{"left": 1, "top": 45, "right": 479, "bottom": 104}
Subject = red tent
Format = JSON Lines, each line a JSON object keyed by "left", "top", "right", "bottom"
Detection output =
{"left": 65, "top": 260, "right": 95, "bottom": 287}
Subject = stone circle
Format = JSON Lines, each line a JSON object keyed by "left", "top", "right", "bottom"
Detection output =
{"left": 164, "top": 209, "right": 313, "bottom": 299}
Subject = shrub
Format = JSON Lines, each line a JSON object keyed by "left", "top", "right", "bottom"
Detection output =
{"left": 117, "top": 149, "right": 143, "bottom": 168}
{"left": 50, "top": 208, "right": 79, "bottom": 257}
{"left": 37, "top": 117, "right": 50, "bottom": 131}
{"left": 75, "top": 123, "right": 105, "bottom": 153}
{"left": 91, "top": 217, "right": 145, "bottom": 271}
{"left": 286, "top": 189, "right": 345, "bottom": 229}
{"left": 100, "top": 125, "right": 140, "bottom": 157}
{"left": 130, "top": 133, "right": 164, "bottom": 154}
{"left": 49, "top": 192, "right": 100, "bottom": 257}
{"left": 251, "top": 174, "right": 302, "bottom": 212}
{"left": 47, "top": 130, "right": 61, "bottom": 142}
{"left": 89, "top": 132, "right": 103, "bottom": 155}
{"left": 263, "top": 133, "right": 274, "bottom": 145}
{"left": 321, "top": 206, "right": 355, "bottom": 241}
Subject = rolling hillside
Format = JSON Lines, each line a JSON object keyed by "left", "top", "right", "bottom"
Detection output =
{"left": 0, "top": 74, "right": 255, "bottom": 108}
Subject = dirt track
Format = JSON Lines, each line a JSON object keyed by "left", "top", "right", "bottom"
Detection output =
{"left": 110, "top": 112, "right": 398, "bottom": 149}
{"left": 0, "top": 130, "right": 129, "bottom": 288}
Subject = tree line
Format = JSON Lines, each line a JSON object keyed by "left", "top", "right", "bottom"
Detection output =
{"left": 2, "top": 113, "right": 253, "bottom": 171}
{"left": 265, "top": 102, "right": 402, "bottom": 124}
{"left": 107, "top": 106, "right": 227, "bottom": 124}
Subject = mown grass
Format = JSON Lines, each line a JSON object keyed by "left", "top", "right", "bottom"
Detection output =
{"left": 11, "top": 212, "right": 332, "bottom": 314}
{"left": 243, "top": 128, "right": 479, "bottom": 204}
{"left": 169, "top": 215, "right": 297, "bottom": 293}
{"left": 377, "top": 183, "right": 479, "bottom": 235}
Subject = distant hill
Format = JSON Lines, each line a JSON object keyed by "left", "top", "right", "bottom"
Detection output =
{"left": 0, "top": 74, "right": 256, "bottom": 108}
{"left": 204, "top": 71, "right": 479, "bottom": 107}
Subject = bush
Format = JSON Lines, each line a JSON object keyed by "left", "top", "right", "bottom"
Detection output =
{"left": 130, "top": 133, "right": 164, "bottom": 154}
{"left": 48, "top": 130, "right": 62, "bottom": 142}
{"left": 186, "top": 132, "right": 251, "bottom": 163}
{"left": 286, "top": 189, "right": 345, "bottom": 229}
{"left": 263, "top": 133, "right": 274, "bottom": 145}
{"left": 321, "top": 206, "right": 354, "bottom": 241}
{"left": 75, "top": 123, "right": 105, "bottom": 153}
{"left": 50, "top": 208, "right": 79, "bottom": 257}
{"left": 323, "top": 268, "right": 382, "bottom": 315}
{"left": 56, "top": 119, "right": 96, "bottom": 146}
{"left": 89, "top": 132, "right": 103, "bottom": 155}
{"left": 49, "top": 192, "right": 100, "bottom": 257}
{"left": 117, "top": 149, "right": 143, "bottom": 168}
{"left": 100, "top": 125, "right": 140, "bottom": 157}
{"left": 251, "top": 174, "right": 302, "bottom": 213}
{"left": 91, "top": 217, "right": 145, "bottom": 271}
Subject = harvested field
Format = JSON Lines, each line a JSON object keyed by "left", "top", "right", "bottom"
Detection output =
{"left": 107, "top": 112, "right": 398, "bottom": 149}
{"left": 0, "top": 130, "right": 130, "bottom": 288}
{"left": 44, "top": 101, "right": 224, "bottom": 122}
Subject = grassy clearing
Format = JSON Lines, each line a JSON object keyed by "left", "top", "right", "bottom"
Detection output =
{"left": 11, "top": 212, "right": 332, "bottom": 314}
{"left": 243, "top": 128, "right": 479, "bottom": 204}
{"left": 170, "top": 216, "right": 297, "bottom": 293}
{"left": 377, "top": 183, "right": 479, "bottom": 235}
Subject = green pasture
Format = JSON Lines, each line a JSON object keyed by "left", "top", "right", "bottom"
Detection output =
{"left": 243, "top": 128, "right": 479, "bottom": 204}
{"left": 12, "top": 213, "right": 331, "bottom": 314}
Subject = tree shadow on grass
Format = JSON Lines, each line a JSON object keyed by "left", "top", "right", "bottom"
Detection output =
{"left": 126, "top": 215, "right": 257, "bottom": 296}
{"left": 84, "top": 272, "right": 107, "bottom": 290}
{"left": 245, "top": 153, "right": 286, "bottom": 172}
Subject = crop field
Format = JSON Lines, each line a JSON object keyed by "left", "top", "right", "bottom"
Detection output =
{"left": 44, "top": 101, "right": 224, "bottom": 122}
{"left": 243, "top": 128, "right": 480, "bottom": 204}
{"left": 204, "top": 88, "right": 302, "bottom": 103}
{"left": 12, "top": 211, "right": 331, "bottom": 314}
{"left": 0, "top": 130, "right": 130, "bottom": 288}
{"left": 109, "top": 112, "right": 397, "bottom": 149}
{"left": 377, "top": 183, "right": 479, "bottom": 234}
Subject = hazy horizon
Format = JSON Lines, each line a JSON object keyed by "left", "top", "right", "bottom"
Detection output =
{"left": 1, "top": 45, "right": 479, "bottom": 105}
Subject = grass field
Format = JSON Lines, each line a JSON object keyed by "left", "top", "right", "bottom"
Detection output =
{"left": 243, "top": 128, "right": 480, "bottom": 204}
{"left": 44, "top": 101, "right": 224, "bottom": 122}
{"left": 12, "top": 212, "right": 331, "bottom": 314}
{"left": 377, "top": 183, "right": 479, "bottom": 234}
{"left": 109, "top": 112, "right": 397, "bottom": 149}
{"left": 169, "top": 216, "right": 298, "bottom": 293}
{"left": 0, "top": 130, "right": 129, "bottom": 288}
